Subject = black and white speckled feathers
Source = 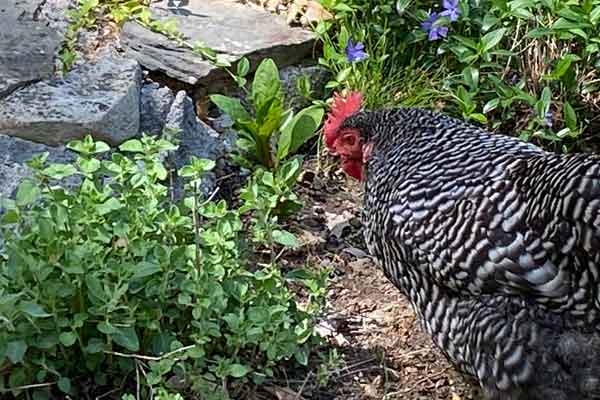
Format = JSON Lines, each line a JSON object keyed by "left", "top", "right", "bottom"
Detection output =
{"left": 341, "top": 108, "right": 600, "bottom": 399}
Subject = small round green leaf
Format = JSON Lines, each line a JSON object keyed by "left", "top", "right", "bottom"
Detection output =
{"left": 228, "top": 363, "right": 251, "bottom": 378}
{"left": 57, "top": 377, "right": 71, "bottom": 394}
{"left": 59, "top": 332, "right": 77, "bottom": 347}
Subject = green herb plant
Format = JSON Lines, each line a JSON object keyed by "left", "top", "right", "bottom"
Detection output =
{"left": 0, "top": 134, "right": 324, "bottom": 399}
{"left": 210, "top": 58, "right": 325, "bottom": 170}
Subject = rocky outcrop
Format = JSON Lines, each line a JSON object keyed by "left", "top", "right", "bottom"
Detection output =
{"left": 121, "top": 0, "right": 315, "bottom": 87}
{"left": 0, "top": 0, "right": 323, "bottom": 207}
{"left": 0, "top": 52, "right": 142, "bottom": 146}
{"left": 0, "top": 0, "right": 66, "bottom": 98}
{"left": 140, "top": 82, "right": 176, "bottom": 135}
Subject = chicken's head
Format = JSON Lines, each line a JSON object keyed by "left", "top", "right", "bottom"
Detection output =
{"left": 323, "top": 92, "right": 369, "bottom": 181}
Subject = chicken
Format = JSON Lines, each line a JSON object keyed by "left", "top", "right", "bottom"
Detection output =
{"left": 323, "top": 92, "right": 600, "bottom": 400}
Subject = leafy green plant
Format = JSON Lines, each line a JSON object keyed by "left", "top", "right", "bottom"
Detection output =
{"left": 318, "top": 0, "right": 600, "bottom": 152}
{"left": 211, "top": 58, "right": 325, "bottom": 170}
{"left": 60, "top": 0, "right": 183, "bottom": 72}
{"left": 315, "top": 19, "right": 443, "bottom": 109}
{"left": 0, "top": 135, "right": 324, "bottom": 398}
{"left": 240, "top": 158, "right": 304, "bottom": 245}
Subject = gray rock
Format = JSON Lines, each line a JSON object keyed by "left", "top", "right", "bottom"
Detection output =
{"left": 0, "top": 0, "right": 64, "bottom": 98}
{"left": 121, "top": 0, "right": 314, "bottom": 87}
{"left": 165, "top": 91, "right": 224, "bottom": 198}
{"left": 0, "top": 134, "right": 75, "bottom": 200}
{"left": 140, "top": 82, "right": 175, "bottom": 135}
{"left": 0, "top": 52, "right": 142, "bottom": 146}
{"left": 37, "top": 0, "right": 75, "bottom": 33}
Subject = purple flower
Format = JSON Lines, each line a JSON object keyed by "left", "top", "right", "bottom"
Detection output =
{"left": 345, "top": 40, "right": 368, "bottom": 62}
{"left": 421, "top": 12, "right": 449, "bottom": 41}
{"left": 441, "top": 0, "right": 460, "bottom": 22}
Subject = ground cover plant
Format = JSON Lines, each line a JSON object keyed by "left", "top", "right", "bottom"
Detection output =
{"left": 211, "top": 58, "right": 325, "bottom": 171}
{"left": 316, "top": 0, "right": 600, "bottom": 153}
{"left": 0, "top": 133, "right": 325, "bottom": 399}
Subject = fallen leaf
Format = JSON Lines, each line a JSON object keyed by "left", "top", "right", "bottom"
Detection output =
{"left": 325, "top": 210, "right": 354, "bottom": 239}
{"left": 302, "top": 0, "right": 333, "bottom": 24}
{"left": 362, "top": 381, "right": 379, "bottom": 398}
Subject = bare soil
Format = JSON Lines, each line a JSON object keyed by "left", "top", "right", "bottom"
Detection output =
{"left": 257, "top": 158, "right": 484, "bottom": 400}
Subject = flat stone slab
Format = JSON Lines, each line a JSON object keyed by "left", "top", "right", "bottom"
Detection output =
{"left": 0, "top": 0, "right": 63, "bottom": 98}
{"left": 0, "top": 52, "right": 142, "bottom": 146}
{"left": 121, "top": 0, "right": 315, "bottom": 86}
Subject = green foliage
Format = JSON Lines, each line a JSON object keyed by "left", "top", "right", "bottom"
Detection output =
{"left": 60, "top": 0, "right": 183, "bottom": 72}
{"left": 318, "top": 0, "right": 600, "bottom": 152}
{"left": 316, "top": 19, "right": 443, "bottom": 109}
{"left": 210, "top": 58, "right": 325, "bottom": 170}
{"left": 240, "top": 158, "right": 304, "bottom": 244}
{"left": 0, "top": 135, "right": 324, "bottom": 398}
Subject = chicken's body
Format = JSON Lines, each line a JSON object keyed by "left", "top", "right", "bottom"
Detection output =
{"left": 345, "top": 108, "right": 600, "bottom": 399}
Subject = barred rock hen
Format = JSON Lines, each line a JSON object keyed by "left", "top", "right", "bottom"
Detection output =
{"left": 324, "top": 92, "right": 600, "bottom": 400}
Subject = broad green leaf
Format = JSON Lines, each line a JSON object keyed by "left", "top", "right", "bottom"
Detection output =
{"left": 547, "top": 54, "right": 580, "bottom": 80}
{"left": 294, "top": 348, "right": 309, "bottom": 366}
{"left": 42, "top": 164, "right": 77, "bottom": 179}
{"left": 563, "top": 102, "right": 577, "bottom": 130}
{"left": 78, "top": 157, "right": 101, "bottom": 174}
{"left": 333, "top": 3, "right": 353, "bottom": 12}
{"left": 210, "top": 95, "right": 252, "bottom": 123}
{"left": 272, "top": 230, "right": 299, "bottom": 248}
{"left": 527, "top": 28, "right": 554, "bottom": 38}
{"left": 118, "top": 139, "right": 143, "bottom": 153}
{"left": 6, "top": 340, "right": 27, "bottom": 363}
{"left": 15, "top": 180, "right": 41, "bottom": 206}
{"left": 395, "top": 0, "right": 411, "bottom": 15}
{"left": 86, "top": 275, "right": 106, "bottom": 303}
{"left": 228, "top": 363, "right": 251, "bottom": 378}
{"left": 277, "top": 105, "right": 324, "bottom": 161}
{"left": 337, "top": 25, "right": 349, "bottom": 48}
{"left": 86, "top": 338, "right": 105, "bottom": 353}
{"left": 453, "top": 35, "right": 478, "bottom": 50}
{"left": 57, "top": 377, "right": 71, "bottom": 394}
{"left": 19, "top": 301, "right": 52, "bottom": 318}
{"left": 251, "top": 58, "right": 283, "bottom": 112}
{"left": 96, "top": 198, "right": 123, "bottom": 216}
{"left": 552, "top": 17, "right": 591, "bottom": 30}
{"left": 591, "top": 6, "right": 600, "bottom": 25}
{"left": 112, "top": 326, "right": 140, "bottom": 352}
{"left": 483, "top": 98, "right": 500, "bottom": 114}
{"left": 59, "top": 332, "right": 77, "bottom": 347}
{"left": 93, "top": 141, "right": 111, "bottom": 153}
{"left": 540, "top": 87, "right": 552, "bottom": 111}
{"left": 480, "top": 28, "right": 507, "bottom": 53}
{"left": 481, "top": 13, "right": 498, "bottom": 31}
{"left": 462, "top": 67, "right": 479, "bottom": 90}
{"left": 236, "top": 57, "right": 250, "bottom": 77}
{"left": 335, "top": 67, "right": 352, "bottom": 83}
{"left": 131, "top": 261, "right": 161, "bottom": 279}
{"left": 468, "top": 113, "right": 488, "bottom": 124}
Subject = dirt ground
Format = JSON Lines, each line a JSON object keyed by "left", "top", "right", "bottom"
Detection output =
{"left": 257, "top": 159, "right": 484, "bottom": 400}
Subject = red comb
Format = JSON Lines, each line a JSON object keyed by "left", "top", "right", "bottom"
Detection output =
{"left": 324, "top": 92, "right": 363, "bottom": 149}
